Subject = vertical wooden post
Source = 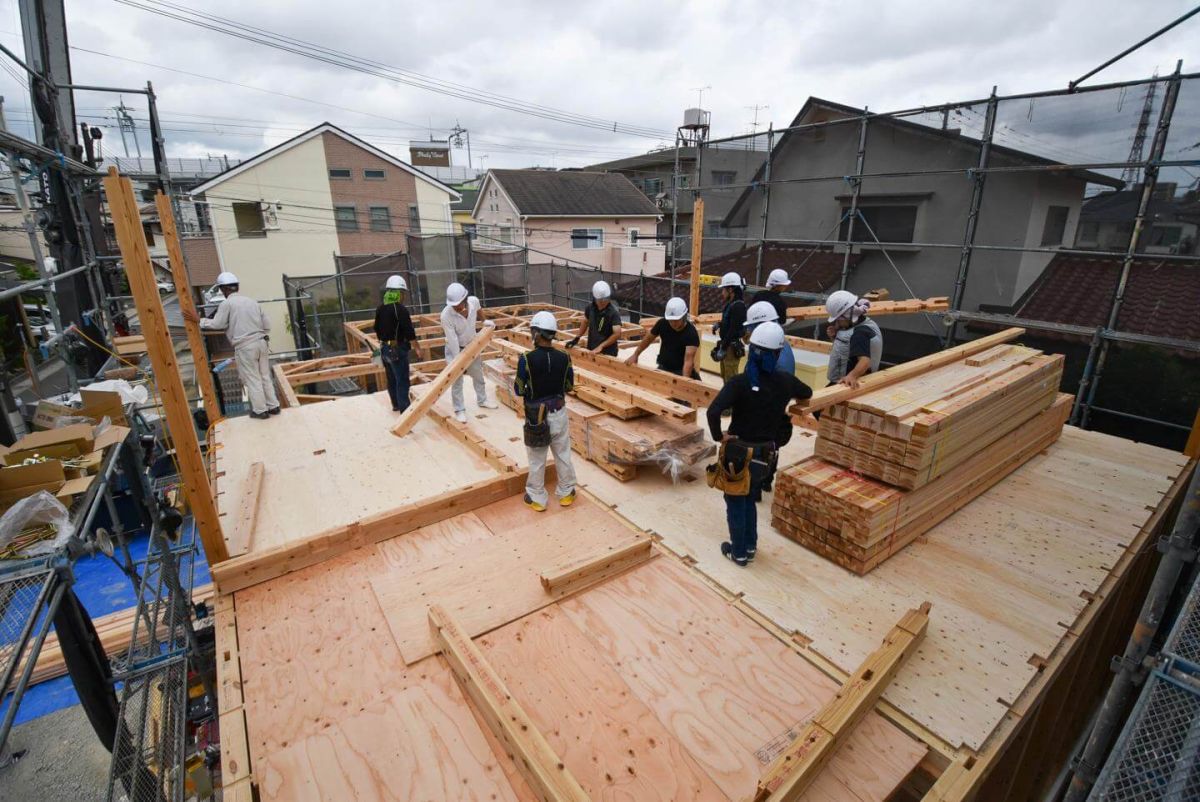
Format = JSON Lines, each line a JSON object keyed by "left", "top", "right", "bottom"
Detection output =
{"left": 155, "top": 191, "right": 221, "bottom": 421}
{"left": 105, "top": 168, "right": 229, "bottom": 564}
{"left": 689, "top": 197, "right": 705, "bottom": 316}
{"left": 1186, "top": 404, "right": 1200, "bottom": 458}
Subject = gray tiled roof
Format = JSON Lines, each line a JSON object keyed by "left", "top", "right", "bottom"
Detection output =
{"left": 490, "top": 169, "right": 661, "bottom": 216}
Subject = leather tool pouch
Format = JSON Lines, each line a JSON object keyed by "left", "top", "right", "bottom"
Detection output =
{"left": 523, "top": 402, "right": 552, "bottom": 448}
{"left": 706, "top": 442, "right": 751, "bottom": 496}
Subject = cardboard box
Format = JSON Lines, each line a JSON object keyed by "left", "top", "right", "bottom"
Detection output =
{"left": 0, "top": 460, "right": 67, "bottom": 507}
{"left": 32, "top": 400, "right": 78, "bottom": 430}
{"left": 5, "top": 423, "right": 96, "bottom": 466}
{"left": 79, "top": 389, "right": 128, "bottom": 427}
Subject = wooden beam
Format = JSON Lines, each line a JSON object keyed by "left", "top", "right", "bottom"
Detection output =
{"left": 105, "top": 168, "right": 229, "bottom": 563}
{"left": 226, "top": 462, "right": 264, "bottom": 558}
{"left": 1186, "top": 404, "right": 1200, "bottom": 458}
{"left": 155, "top": 192, "right": 221, "bottom": 420}
{"left": 271, "top": 364, "right": 300, "bottom": 409}
{"left": 539, "top": 538, "right": 653, "bottom": 596}
{"left": 211, "top": 471, "right": 528, "bottom": 593}
{"left": 689, "top": 196, "right": 705, "bottom": 318}
{"left": 684, "top": 296, "right": 952, "bottom": 327}
{"left": 392, "top": 326, "right": 496, "bottom": 437}
{"left": 428, "top": 605, "right": 591, "bottom": 802}
{"left": 755, "top": 602, "right": 932, "bottom": 802}
{"left": 285, "top": 361, "right": 387, "bottom": 385}
{"left": 424, "top": 402, "right": 520, "bottom": 474}
{"left": 295, "top": 393, "right": 339, "bottom": 404}
{"left": 790, "top": 328, "right": 1025, "bottom": 416}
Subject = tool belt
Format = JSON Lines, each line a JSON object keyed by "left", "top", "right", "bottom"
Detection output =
{"left": 705, "top": 439, "right": 777, "bottom": 496}
{"left": 523, "top": 397, "right": 563, "bottom": 448}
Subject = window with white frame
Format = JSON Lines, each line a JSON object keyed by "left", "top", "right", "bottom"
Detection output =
{"left": 627, "top": 228, "right": 640, "bottom": 246}
{"left": 571, "top": 228, "right": 603, "bottom": 249}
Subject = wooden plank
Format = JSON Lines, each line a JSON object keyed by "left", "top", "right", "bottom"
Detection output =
{"left": 156, "top": 192, "right": 221, "bottom": 420}
{"left": 104, "top": 168, "right": 229, "bottom": 563}
{"left": 790, "top": 328, "right": 1026, "bottom": 415}
{"left": 1186, "top": 405, "right": 1200, "bottom": 458}
{"left": 212, "top": 471, "right": 527, "bottom": 593}
{"left": 214, "top": 592, "right": 253, "bottom": 793}
{"left": 689, "top": 197, "right": 704, "bottom": 318}
{"left": 754, "top": 602, "right": 931, "bottom": 802}
{"left": 285, "top": 361, "right": 387, "bottom": 385}
{"left": 392, "top": 326, "right": 496, "bottom": 437}
{"left": 271, "top": 364, "right": 301, "bottom": 409}
{"left": 226, "top": 462, "right": 264, "bottom": 558}
{"left": 428, "top": 604, "right": 591, "bottom": 802}
{"left": 538, "top": 538, "right": 653, "bottom": 594}
{"left": 688, "top": 296, "right": 952, "bottom": 327}
{"left": 294, "top": 394, "right": 339, "bottom": 404}
{"left": 422, "top": 398, "right": 520, "bottom": 474}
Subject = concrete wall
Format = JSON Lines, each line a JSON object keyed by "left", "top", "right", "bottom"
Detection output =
{"left": 205, "top": 134, "right": 339, "bottom": 350}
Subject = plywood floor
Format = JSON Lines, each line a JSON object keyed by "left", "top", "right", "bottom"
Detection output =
{"left": 234, "top": 495, "right": 926, "bottom": 802}
{"left": 210, "top": 392, "right": 498, "bottom": 555}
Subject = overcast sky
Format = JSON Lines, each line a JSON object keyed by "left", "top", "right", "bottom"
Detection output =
{"left": 0, "top": 0, "right": 1196, "bottom": 180}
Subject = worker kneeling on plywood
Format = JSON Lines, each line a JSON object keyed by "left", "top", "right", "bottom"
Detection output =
{"left": 515, "top": 311, "right": 577, "bottom": 512}
{"left": 184, "top": 272, "right": 279, "bottom": 420}
{"left": 706, "top": 322, "right": 812, "bottom": 566}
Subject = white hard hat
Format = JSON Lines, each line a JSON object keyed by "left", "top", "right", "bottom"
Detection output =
{"left": 216, "top": 271, "right": 239, "bottom": 287}
{"left": 745, "top": 300, "right": 779, "bottom": 328}
{"left": 530, "top": 310, "right": 558, "bottom": 335}
{"left": 445, "top": 282, "right": 468, "bottom": 306}
{"left": 718, "top": 271, "right": 744, "bottom": 289}
{"left": 826, "top": 289, "right": 859, "bottom": 322}
{"left": 385, "top": 275, "right": 407, "bottom": 291}
{"left": 749, "top": 321, "right": 786, "bottom": 350}
{"left": 663, "top": 297, "right": 688, "bottom": 320}
{"left": 592, "top": 280, "right": 612, "bottom": 300}
{"left": 766, "top": 269, "right": 791, "bottom": 288}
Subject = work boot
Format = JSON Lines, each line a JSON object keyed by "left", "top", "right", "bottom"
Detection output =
{"left": 454, "top": 410, "right": 468, "bottom": 423}
{"left": 268, "top": 407, "right": 281, "bottom": 416}
{"left": 746, "top": 548, "right": 757, "bottom": 562}
{"left": 524, "top": 494, "right": 546, "bottom": 512}
{"left": 559, "top": 490, "right": 576, "bottom": 507}
{"left": 720, "top": 541, "right": 748, "bottom": 567}
{"left": 249, "top": 411, "right": 270, "bottom": 420}
{"left": 479, "top": 399, "right": 499, "bottom": 410}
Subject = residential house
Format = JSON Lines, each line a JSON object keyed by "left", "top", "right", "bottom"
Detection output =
{"left": 187, "top": 123, "right": 459, "bottom": 348}
{"left": 1075, "top": 183, "right": 1198, "bottom": 255}
{"left": 723, "top": 97, "right": 1124, "bottom": 355}
{"left": 472, "top": 169, "right": 664, "bottom": 274}
{"left": 451, "top": 186, "right": 480, "bottom": 234}
{"left": 583, "top": 144, "right": 766, "bottom": 258}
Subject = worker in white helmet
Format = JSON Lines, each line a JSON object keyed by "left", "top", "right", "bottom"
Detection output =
{"left": 706, "top": 321, "right": 813, "bottom": 566}
{"left": 749, "top": 268, "right": 791, "bottom": 327}
{"left": 743, "top": 300, "right": 795, "bottom": 377}
{"left": 568, "top": 280, "right": 622, "bottom": 356}
{"left": 625, "top": 297, "right": 700, "bottom": 379}
{"left": 513, "top": 311, "right": 577, "bottom": 512}
{"left": 374, "top": 275, "right": 422, "bottom": 412}
{"left": 712, "top": 272, "right": 748, "bottom": 382}
{"left": 183, "top": 272, "right": 279, "bottom": 419}
{"left": 824, "top": 290, "right": 882, "bottom": 389}
{"left": 440, "top": 281, "right": 498, "bottom": 423}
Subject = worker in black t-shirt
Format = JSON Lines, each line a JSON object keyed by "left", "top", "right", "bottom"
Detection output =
{"left": 373, "top": 275, "right": 422, "bottom": 412}
{"left": 625, "top": 297, "right": 700, "bottom": 379}
{"left": 706, "top": 322, "right": 813, "bottom": 566}
{"left": 568, "top": 280, "right": 622, "bottom": 356}
{"left": 748, "top": 268, "right": 791, "bottom": 327}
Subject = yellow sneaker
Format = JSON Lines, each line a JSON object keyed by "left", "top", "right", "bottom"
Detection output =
{"left": 559, "top": 490, "right": 576, "bottom": 507}
{"left": 524, "top": 494, "right": 546, "bottom": 512}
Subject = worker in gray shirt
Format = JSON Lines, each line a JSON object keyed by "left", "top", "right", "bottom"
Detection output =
{"left": 184, "top": 271, "right": 279, "bottom": 419}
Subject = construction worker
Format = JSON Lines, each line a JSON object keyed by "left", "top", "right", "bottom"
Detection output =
{"left": 374, "top": 275, "right": 422, "bottom": 412}
{"left": 744, "top": 300, "right": 795, "bottom": 376}
{"left": 712, "top": 272, "right": 747, "bottom": 382}
{"left": 749, "top": 268, "right": 790, "bottom": 325}
{"left": 568, "top": 280, "right": 622, "bottom": 355}
{"left": 183, "top": 272, "right": 278, "bottom": 420}
{"left": 514, "top": 311, "right": 577, "bottom": 512}
{"left": 625, "top": 297, "right": 700, "bottom": 378}
{"left": 706, "top": 322, "right": 812, "bottom": 566}
{"left": 825, "top": 290, "right": 882, "bottom": 389}
{"left": 441, "top": 282, "right": 498, "bottom": 423}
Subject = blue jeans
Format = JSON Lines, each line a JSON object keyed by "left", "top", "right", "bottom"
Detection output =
{"left": 723, "top": 457, "right": 767, "bottom": 559}
{"left": 381, "top": 343, "right": 410, "bottom": 411}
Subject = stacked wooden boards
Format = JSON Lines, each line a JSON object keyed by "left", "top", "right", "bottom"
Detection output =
{"left": 815, "top": 345, "right": 1064, "bottom": 489}
{"left": 772, "top": 342, "right": 1070, "bottom": 574}
{"left": 484, "top": 358, "right": 711, "bottom": 481}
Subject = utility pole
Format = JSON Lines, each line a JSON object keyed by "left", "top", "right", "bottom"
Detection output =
{"left": 449, "top": 122, "right": 472, "bottom": 170}
{"left": 745, "top": 104, "right": 769, "bottom": 134}
{"left": 1120, "top": 74, "right": 1158, "bottom": 187}
{"left": 114, "top": 99, "right": 141, "bottom": 158}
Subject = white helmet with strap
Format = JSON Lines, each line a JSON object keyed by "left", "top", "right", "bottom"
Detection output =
{"left": 530, "top": 310, "right": 558, "bottom": 336}
{"left": 825, "top": 289, "right": 859, "bottom": 322}
{"left": 592, "top": 280, "right": 612, "bottom": 300}
{"left": 385, "top": 275, "right": 407, "bottom": 291}
{"left": 718, "top": 271, "right": 744, "bottom": 288}
{"left": 663, "top": 297, "right": 688, "bottom": 320}
{"left": 445, "top": 282, "right": 468, "bottom": 306}
{"left": 745, "top": 300, "right": 779, "bottom": 328}
{"left": 766, "top": 269, "right": 791, "bottom": 288}
{"left": 749, "top": 321, "right": 786, "bottom": 350}
{"left": 216, "top": 271, "right": 239, "bottom": 286}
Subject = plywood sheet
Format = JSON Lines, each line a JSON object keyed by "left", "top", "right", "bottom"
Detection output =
{"left": 212, "top": 392, "right": 498, "bottom": 556}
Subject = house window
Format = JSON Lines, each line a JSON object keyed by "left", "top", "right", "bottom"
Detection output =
{"left": 364, "top": 168, "right": 385, "bottom": 180}
{"left": 712, "top": 170, "right": 736, "bottom": 186}
{"left": 1077, "top": 221, "right": 1099, "bottom": 244}
{"left": 1148, "top": 225, "right": 1182, "bottom": 247}
{"left": 1040, "top": 205, "right": 1070, "bottom": 247}
{"left": 232, "top": 201, "right": 266, "bottom": 238}
{"left": 369, "top": 206, "right": 392, "bottom": 232}
{"left": 707, "top": 220, "right": 724, "bottom": 237}
{"left": 571, "top": 228, "right": 603, "bottom": 249}
{"left": 839, "top": 205, "right": 918, "bottom": 244}
{"left": 499, "top": 226, "right": 515, "bottom": 246}
{"left": 676, "top": 174, "right": 690, "bottom": 189}
{"left": 328, "top": 168, "right": 351, "bottom": 179}
{"left": 408, "top": 204, "right": 421, "bottom": 234}
{"left": 142, "top": 222, "right": 156, "bottom": 247}
{"left": 644, "top": 178, "right": 663, "bottom": 195}
{"left": 628, "top": 228, "right": 640, "bottom": 246}
{"left": 334, "top": 205, "right": 358, "bottom": 232}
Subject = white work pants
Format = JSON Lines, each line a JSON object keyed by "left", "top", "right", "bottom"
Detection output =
{"left": 235, "top": 339, "right": 279, "bottom": 414}
{"left": 525, "top": 408, "right": 576, "bottom": 506}
{"left": 450, "top": 356, "right": 488, "bottom": 413}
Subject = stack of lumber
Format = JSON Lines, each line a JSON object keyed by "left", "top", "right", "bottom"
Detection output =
{"left": 484, "top": 359, "right": 710, "bottom": 481}
{"left": 814, "top": 345, "right": 1064, "bottom": 489}
{"left": 773, "top": 394, "right": 1071, "bottom": 574}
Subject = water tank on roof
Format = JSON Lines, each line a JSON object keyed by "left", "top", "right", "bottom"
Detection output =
{"left": 682, "top": 108, "right": 711, "bottom": 130}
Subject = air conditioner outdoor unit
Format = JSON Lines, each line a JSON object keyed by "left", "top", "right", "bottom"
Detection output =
{"left": 262, "top": 200, "right": 280, "bottom": 230}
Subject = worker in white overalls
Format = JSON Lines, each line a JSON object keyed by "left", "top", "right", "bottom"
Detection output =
{"left": 824, "top": 290, "right": 883, "bottom": 389}
{"left": 440, "top": 282, "right": 498, "bottom": 423}
{"left": 184, "top": 271, "right": 279, "bottom": 420}
{"left": 513, "top": 311, "right": 577, "bottom": 512}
